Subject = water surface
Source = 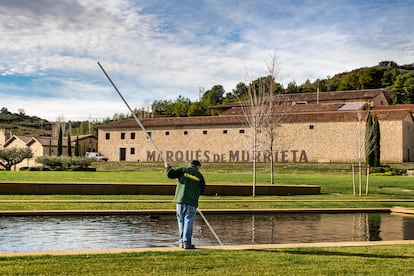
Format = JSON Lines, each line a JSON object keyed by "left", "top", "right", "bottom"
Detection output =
{"left": 1, "top": 213, "right": 413, "bottom": 252}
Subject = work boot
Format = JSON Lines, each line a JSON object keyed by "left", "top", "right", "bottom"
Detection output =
{"left": 184, "top": 244, "right": 196, "bottom": 249}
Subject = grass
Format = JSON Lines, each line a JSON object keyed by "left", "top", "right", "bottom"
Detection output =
{"left": 1, "top": 245, "right": 413, "bottom": 275}
{"left": 0, "top": 162, "right": 413, "bottom": 210}
{"left": 0, "top": 162, "right": 414, "bottom": 275}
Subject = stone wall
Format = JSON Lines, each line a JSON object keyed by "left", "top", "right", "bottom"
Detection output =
{"left": 0, "top": 128, "right": 6, "bottom": 148}
{"left": 403, "top": 119, "right": 414, "bottom": 162}
{"left": 98, "top": 118, "right": 410, "bottom": 163}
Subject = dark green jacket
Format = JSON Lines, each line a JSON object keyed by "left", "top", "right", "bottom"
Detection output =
{"left": 165, "top": 164, "right": 206, "bottom": 207}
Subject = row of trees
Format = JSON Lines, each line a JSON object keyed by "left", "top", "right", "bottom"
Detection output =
{"left": 56, "top": 126, "right": 82, "bottom": 157}
{"left": 290, "top": 61, "right": 414, "bottom": 104}
{"left": 145, "top": 61, "right": 414, "bottom": 119}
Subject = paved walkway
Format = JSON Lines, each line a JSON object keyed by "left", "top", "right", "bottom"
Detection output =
{"left": 0, "top": 207, "right": 394, "bottom": 216}
{"left": 2, "top": 240, "right": 414, "bottom": 257}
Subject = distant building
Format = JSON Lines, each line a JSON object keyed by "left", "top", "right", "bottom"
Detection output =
{"left": 0, "top": 130, "right": 97, "bottom": 170}
{"left": 97, "top": 89, "right": 414, "bottom": 163}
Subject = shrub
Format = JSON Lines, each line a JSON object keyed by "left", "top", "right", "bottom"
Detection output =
{"left": 71, "top": 157, "right": 94, "bottom": 168}
{"left": 70, "top": 167, "right": 96, "bottom": 171}
{"left": 35, "top": 156, "right": 93, "bottom": 170}
{"left": 369, "top": 166, "right": 406, "bottom": 176}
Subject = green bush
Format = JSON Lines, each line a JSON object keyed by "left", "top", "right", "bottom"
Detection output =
{"left": 369, "top": 166, "right": 406, "bottom": 176}
{"left": 71, "top": 157, "right": 94, "bottom": 168}
{"left": 35, "top": 156, "right": 93, "bottom": 170}
{"left": 70, "top": 167, "right": 96, "bottom": 171}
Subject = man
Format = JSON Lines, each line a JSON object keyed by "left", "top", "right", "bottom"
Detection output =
{"left": 165, "top": 160, "right": 205, "bottom": 249}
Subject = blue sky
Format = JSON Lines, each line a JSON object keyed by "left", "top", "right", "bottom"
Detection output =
{"left": 0, "top": 0, "right": 413, "bottom": 121}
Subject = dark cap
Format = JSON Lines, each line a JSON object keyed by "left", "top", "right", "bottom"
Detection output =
{"left": 191, "top": 160, "right": 201, "bottom": 167}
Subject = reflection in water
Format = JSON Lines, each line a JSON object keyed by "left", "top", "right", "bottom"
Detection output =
{"left": 0, "top": 213, "right": 413, "bottom": 252}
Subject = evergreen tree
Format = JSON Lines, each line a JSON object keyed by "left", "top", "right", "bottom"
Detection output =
{"left": 57, "top": 126, "right": 63, "bottom": 156}
{"left": 365, "top": 112, "right": 375, "bottom": 166}
{"left": 373, "top": 115, "right": 381, "bottom": 166}
{"left": 67, "top": 133, "right": 72, "bottom": 157}
{"left": 75, "top": 136, "right": 80, "bottom": 157}
{"left": 365, "top": 112, "right": 381, "bottom": 167}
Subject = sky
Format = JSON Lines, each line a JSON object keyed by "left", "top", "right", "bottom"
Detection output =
{"left": 0, "top": 0, "right": 413, "bottom": 121}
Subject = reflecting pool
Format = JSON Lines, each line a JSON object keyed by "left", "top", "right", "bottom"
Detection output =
{"left": 1, "top": 213, "right": 413, "bottom": 252}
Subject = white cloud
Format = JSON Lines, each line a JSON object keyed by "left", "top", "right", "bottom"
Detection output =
{"left": 2, "top": 94, "right": 125, "bottom": 121}
{"left": 0, "top": 0, "right": 413, "bottom": 121}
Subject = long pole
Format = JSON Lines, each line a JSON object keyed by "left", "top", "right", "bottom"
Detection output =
{"left": 197, "top": 208, "right": 223, "bottom": 245}
{"left": 97, "top": 62, "right": 166, "bottom": 163}
{"left": 97, "top": 62, "right": 223, "bottom": 246}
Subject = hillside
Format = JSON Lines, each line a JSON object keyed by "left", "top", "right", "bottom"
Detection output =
{"left": 290, "top": 61, "right": 414, "bottom": 104}
{"left": 0, "top": 107, "right": 52, "bottom": 136}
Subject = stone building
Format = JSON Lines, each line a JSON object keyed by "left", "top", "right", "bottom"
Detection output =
{"left": 0, "top": 129, "right": 97, "bottom": 169}
{"left": 97, "top": 89, "right": 414, "bottom": 163}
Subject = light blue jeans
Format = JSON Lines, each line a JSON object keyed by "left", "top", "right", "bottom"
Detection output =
{"left": 176, "top": 203, "right": 197, "bottom": 246}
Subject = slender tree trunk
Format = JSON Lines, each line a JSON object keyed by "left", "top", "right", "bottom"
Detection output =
{"left": 252, "top": 117, "right": 257, "bottom": 197}
{"left": 270, "top": 146, "right": 274, "bottom": 184}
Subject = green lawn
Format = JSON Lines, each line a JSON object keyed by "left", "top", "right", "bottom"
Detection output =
{"left": 0, "top": 162, "right": 413, "bottom": 210}
{"left": 0, "top": 162, "right": 414, "bottom": 275}
{"left": 1, "top": 246, "right": 413, "bottom": 275}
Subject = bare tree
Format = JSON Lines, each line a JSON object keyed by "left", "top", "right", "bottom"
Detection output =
{"left": 353, "top": 109, "right": 378, "bottom": 196}
{"left": 238, "top": 52, "right": 281, "bottom": 195}
{"left": 53, "top": 114, "right": 66, "bottom": 138}
{"left": 262, "top": 53, "right": 280, "bottom": 184}
{"left": 239, "top": 70, "right": 273, "bottom": 196}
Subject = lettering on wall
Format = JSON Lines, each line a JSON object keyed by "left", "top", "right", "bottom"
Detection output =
{"left": 146, "top": 150, "right": 308, "bottom": 163}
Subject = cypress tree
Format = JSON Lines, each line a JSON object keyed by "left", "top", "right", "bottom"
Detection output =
{"left": 57, "top": 126, "right": 63, "bottom": 156}
{"left": 365, "top": 112, "right": 375, "bottom": 166}
{"left": 67, "top": 133, "right": 72, "bottom": 157}
{"left": 75, "top": 136, "right": 80, "bottom": 157}
{"left": 373, "top": 115, "right": 381, "bottom": 166}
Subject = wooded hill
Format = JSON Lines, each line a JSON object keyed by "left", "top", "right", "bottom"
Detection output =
{"left": 148, "top": 61, "right": 414, "bottom": 117}
{"left": 289, "top": 61, "right": 414, "bottom": 103}
{"left": 0, "top": 107, "right": 51, "bottom": 137}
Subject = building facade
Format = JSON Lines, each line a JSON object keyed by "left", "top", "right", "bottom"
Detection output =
{"left": 97, "top": 89, "right": 414, "bottom": 163}
{"left": 0, "top": 129, "right": 98, "bottom": 169}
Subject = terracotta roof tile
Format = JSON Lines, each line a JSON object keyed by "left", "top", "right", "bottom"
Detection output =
{"left": 97, "top": 116, "right": 245, "bottom": 130}
{"left": 211, "top": 89, "right": 386, "bottom": 110}
{"left": 97, "top": 109, "right": 411, "bottom": 130}
{"left": 221, "top": 103, "right": 345, "bottom": 116}
{"left": 372, "top": 104, "right": 414, "bottom": 112}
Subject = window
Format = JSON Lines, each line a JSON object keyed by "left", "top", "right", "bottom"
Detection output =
{"left": 130, "top": 148, "right": 135, "bottom": 154}
{"left": 130, "top": 132, "right": 136, "bottom": 139}
{"left": 146, "top": 132, "right": 152, "bottom": 138}
{"left": 184, "top": 131, "right": 188, "bottom": 135}
{"left": 223, "top": 130, "right": 228, "bottom": 134}
{"left": 105, "top": 133, "right": 110, "bottom": 140}
{"left": 121, "top": 132, "right": 125, "bottom": 139}
{"left": 239, "top": 129, "right": 245, "bottom": 134}
{"left": 165, "top": 131, "right": 170, "bottom": 135}
{"left": 203, "top": 130, "right": 208, "bottom": 134}
{"left": 309, "top": 125, "right": 314, "bottom": 129}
